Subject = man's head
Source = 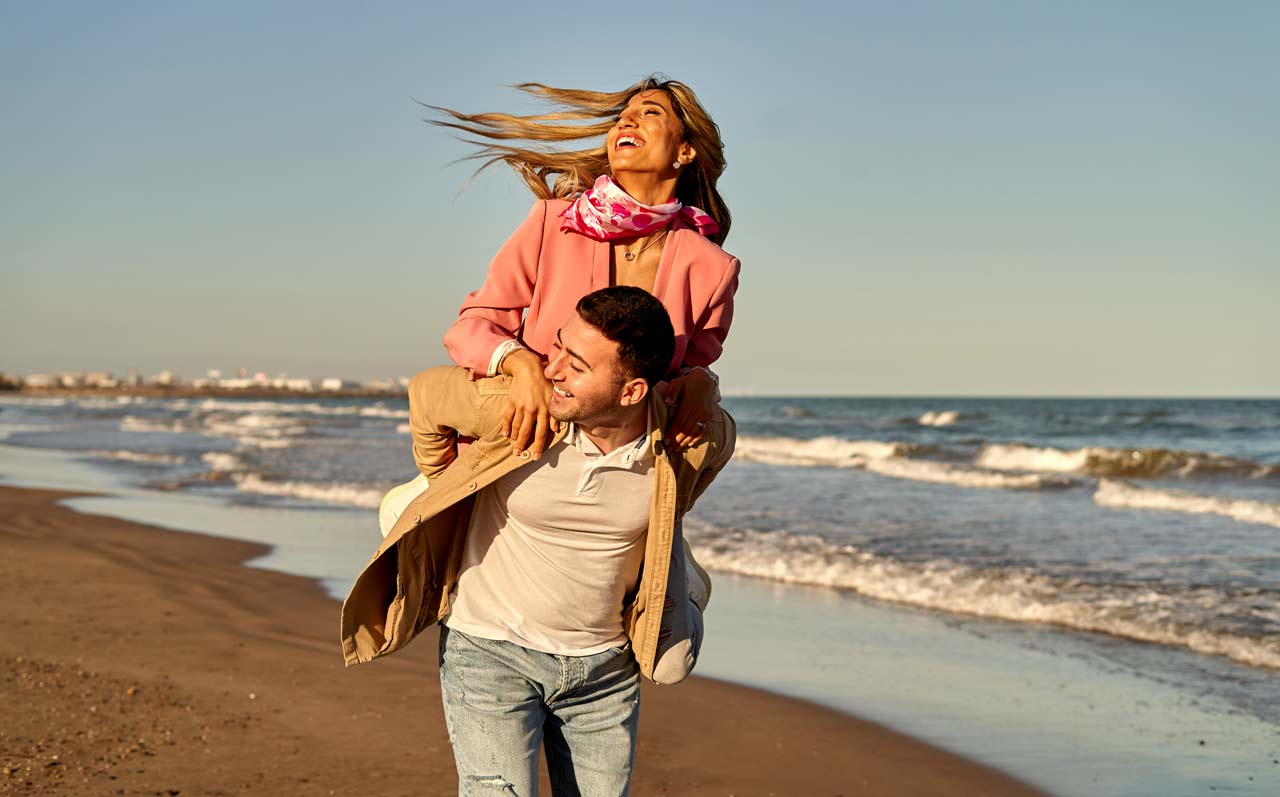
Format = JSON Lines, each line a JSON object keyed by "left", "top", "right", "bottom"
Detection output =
{"left": 543, "top": 286, "right": 675, "bottom": 426}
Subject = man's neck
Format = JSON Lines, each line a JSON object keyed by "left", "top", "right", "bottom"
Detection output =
{"left": 577, "top": 407, "right": 648, "bottom": 454}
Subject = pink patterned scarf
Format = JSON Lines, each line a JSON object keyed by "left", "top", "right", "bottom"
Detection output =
{"left": 559, "top": 175, "right": 720, "bottom": 241}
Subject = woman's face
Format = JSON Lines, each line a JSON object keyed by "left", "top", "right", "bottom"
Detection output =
{"left": 606, "top": 89, "right": 693, "bottom": 181}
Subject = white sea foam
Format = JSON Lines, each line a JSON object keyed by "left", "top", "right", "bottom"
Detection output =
{"left": 195, "top": 398, "right": 403, "bottom": 418}
{"left": 200, "top": 451, "right": 242, "bottom": 473}
{"left": 865, "top": 458, "right": 1075, "bottom": 490}
{"left": 918, "top": 410, "right": 960, "bottom": 427}
{"left": 686, "top": 519, "right": 1280, "bottom": 670}
{"left": 233, "top": 475, "right": 383, "bottom": 509}
{"left": 733, "top": 435, "right": 902, "bottom": 468}
{"left": 1094, "top": 479, "right": 1280, "bottom": 529}
{"left": 87, "top": 450, "right": 185, "bottom": 465}
{"left": 359, "top": 405, "right": 409, "bottom": 419}
{"left": 121, "top": 416, "right": 187, "bottom": 433}
{"left": 976, "top": 443, "right": 1089, "bottom": 473}
{"left": 735, "top": 436, "right": 1075, "bottom": 490}
{"left": 396, "top": 423, "right": 411, "bottom": 435}
{"left": 978, "top": 442, "right": 1272, "bottom": 480}
{"left": 198, "top": 413, "right": 307, "bottom": 449}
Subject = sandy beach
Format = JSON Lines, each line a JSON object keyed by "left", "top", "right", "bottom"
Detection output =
{"left": 0, "top": 485, "right": 1041, "bottom": 796}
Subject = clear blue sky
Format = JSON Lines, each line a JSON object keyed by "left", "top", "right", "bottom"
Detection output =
{"left": 3, "top": 1, "right": 1276, "bottom": 395}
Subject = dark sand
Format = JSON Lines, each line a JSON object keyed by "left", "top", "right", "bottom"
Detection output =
{"left": 0, "top": 486, "right": 1043, "bottom": 795}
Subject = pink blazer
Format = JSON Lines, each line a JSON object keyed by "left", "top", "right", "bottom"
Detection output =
{"left": 444, "top": 200, "right": 740, "bottom": 378}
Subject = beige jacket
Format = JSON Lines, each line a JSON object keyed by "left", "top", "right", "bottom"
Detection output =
{"left": 340, "top": 365, "right": 736, "bottom": 683}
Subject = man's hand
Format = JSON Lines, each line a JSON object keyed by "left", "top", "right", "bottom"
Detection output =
{"left": 499, "top": 349, "right": 560, "bottom": 459}
{"left": 662, "top": 368, "right": 718, "bottom": 450}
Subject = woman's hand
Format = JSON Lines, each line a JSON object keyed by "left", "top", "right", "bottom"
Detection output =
{"left": 500, "top": 349, "right": 560, "bottom": 458}
{"left": 662, "top": 368, "right": 719, "bottom": 450}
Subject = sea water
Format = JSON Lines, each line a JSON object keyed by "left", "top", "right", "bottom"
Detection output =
{"left": 3, "top": 393, "right": 1277, "bottom": 795}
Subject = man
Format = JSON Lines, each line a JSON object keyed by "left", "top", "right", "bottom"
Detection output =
{"left": 340, "top": 286, "right": 736, "bottom": 795}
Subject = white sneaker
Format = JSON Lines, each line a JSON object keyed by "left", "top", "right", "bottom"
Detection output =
{"left": 378, "top": 474, "right": 430, "bottom": 538}
{"left": 684, "top": 538, "right": 712, "bottom": 611}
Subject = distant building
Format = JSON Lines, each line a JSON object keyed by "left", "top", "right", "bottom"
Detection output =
{"left": 23, "top": 374, "right": 56, "bottom": 388}
{"left": 153, "top": 371, "right": 176, "bottom": 386}
{"left": 320, "top": 378, "right": 354, "bottom": 391}
{"left": 84, "top": 371, "right": 117, "bottom": 388}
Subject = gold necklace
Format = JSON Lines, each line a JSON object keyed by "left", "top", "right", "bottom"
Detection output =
{"left": 621, "top": 229, "right": 669, "bottom": 262}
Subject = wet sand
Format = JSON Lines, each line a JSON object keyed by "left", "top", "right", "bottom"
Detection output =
{"left": 0, "top": 485, "right": 1042, "bottom": 795}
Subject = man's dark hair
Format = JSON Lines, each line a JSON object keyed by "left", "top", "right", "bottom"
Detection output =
{"left": 575, "top": 286, "right": 675, "bottom": 386}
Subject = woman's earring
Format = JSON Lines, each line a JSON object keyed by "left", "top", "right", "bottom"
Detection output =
{"left": 672, "top": 160, "right": 682, "bottom": 169}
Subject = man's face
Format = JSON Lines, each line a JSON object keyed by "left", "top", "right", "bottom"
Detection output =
{"left": 543, "top": 313, "right": 629, "bottom": 426}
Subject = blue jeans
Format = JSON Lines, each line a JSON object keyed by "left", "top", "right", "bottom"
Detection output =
{"left": 438, "top": 625, "right": 641, "bottom": 796}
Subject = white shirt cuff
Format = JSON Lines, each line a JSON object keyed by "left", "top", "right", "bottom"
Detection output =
{"left": 487, "top": 339, "right": 526, "bottom": 377}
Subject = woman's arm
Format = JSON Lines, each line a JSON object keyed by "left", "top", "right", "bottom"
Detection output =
{"left": 665, "top": 256, "right": 740, "bottom": 449}
{"left": 682, "top": 255, "right": 740, "bottom": 370}
{"left": 443, "top": 201, "right": 548, "bottom": 375}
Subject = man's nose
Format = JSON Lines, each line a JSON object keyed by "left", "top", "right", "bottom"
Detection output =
{"left": 543, "top": 352, "right": 563, "bottom": 381}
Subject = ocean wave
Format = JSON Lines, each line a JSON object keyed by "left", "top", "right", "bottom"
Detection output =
{"left": 734, "top": 435, "right": 1074, "bottom": 490}
{"left": 198, "top": 413, "right": 307, "bottom": 449}
{"left": 1094, "top": 480, "right": 1280, "bottom": 529}
{"left": 686, "top": 520, "right": 1280, "bottom": 670}
{"left": 359, "top": 405, "right": 410, "bottom": 419}
{"left": 865, "top": 458, "right": 1075, "bottom": 490}
{"left": 233, "top": 475, "right": 383, "bottom": 509}
{"left": 0, "top": 396, "right": 69, "bottom": 407}
{"left": 120, "top": 416, "right": 188, "bottom": 433}
{"left": 200, "top": 451, "right": 242, "bottom": 473}
{"left": 978, "top": 443, "right": 1277, "bottom": 480}
{"left": 87, "top": 450, "right": 185, "bottom": 465}
{"left": 918, "top": 410, "right": 960, "bottom": 427}
{"left": 194, "top": 398, "right": 405, "bottom": 418}
{"left": 395, "top": 423, "right": 411, "bottom": 435}
{"left": 733, "top": 435, "right": 904, "bottom": 468}
{"left": 0, "top": 423, "right": 68, "bottom": 440}
{"left": 975, "top": 443, "right": 1087, "bottom": 473}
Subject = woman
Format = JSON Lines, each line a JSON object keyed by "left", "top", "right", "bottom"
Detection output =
{"left": 438, "top": 76, "right": 740, "bottom": 457}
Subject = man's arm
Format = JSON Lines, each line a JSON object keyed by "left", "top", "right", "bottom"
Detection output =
{"left": 408, "top": 366, "right": 511, "bottom": 481}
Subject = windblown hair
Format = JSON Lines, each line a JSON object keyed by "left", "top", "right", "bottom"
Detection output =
{"left": 576, "top": 287, "right": 675, "bottom": 387}
{"left": 428, "top": 76, "right": 732, "bottom": 245}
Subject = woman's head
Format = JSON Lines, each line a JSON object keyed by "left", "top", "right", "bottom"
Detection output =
{"left": 428, "top": 75, "right": 732, "bottom": 245}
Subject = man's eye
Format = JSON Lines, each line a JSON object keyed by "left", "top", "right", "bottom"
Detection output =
{"left": 571, "top": 364, "right": 584, "bottom": 373}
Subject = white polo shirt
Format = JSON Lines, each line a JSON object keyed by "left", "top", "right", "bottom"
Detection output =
{"left": 444, "top": 422, "right": 655, "bottom": 656}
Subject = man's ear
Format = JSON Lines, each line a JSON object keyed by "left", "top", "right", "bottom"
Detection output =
{"left": 618, "top": 377, "right": 649, "bottom": 407}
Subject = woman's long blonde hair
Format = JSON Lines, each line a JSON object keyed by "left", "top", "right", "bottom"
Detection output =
{"left": 428, "top": 76, "right": 732, "bottom": 245}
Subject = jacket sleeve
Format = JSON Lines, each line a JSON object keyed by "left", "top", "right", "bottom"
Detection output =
{"left": 681, "top": 255, "right": 740, "bottom": 369}
{"left": 408, "top": 366, "right": 510, "bottom": 479}
{"left": 443, "top": 201, "right": 548, "bottom": 375}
